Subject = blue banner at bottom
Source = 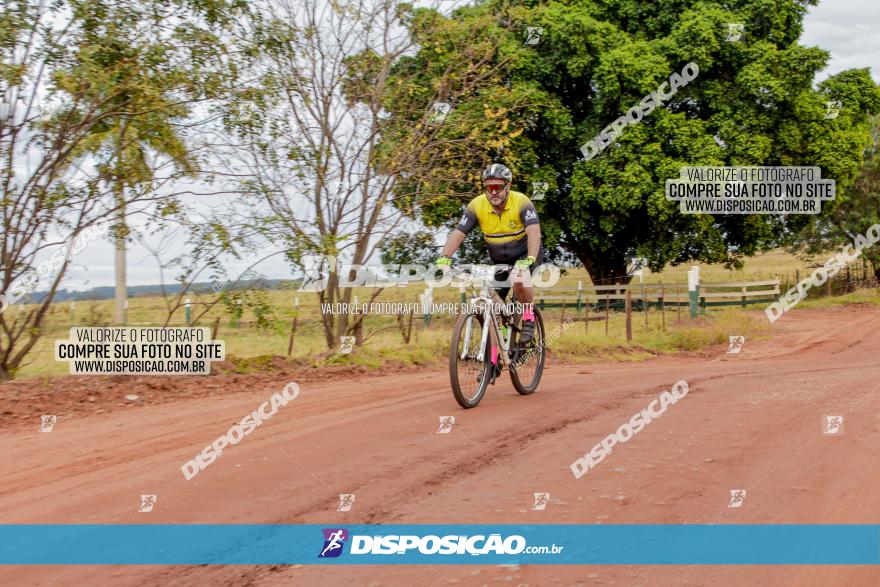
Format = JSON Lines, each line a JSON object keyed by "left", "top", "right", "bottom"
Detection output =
{"left": 0, "top": 525, "right": 878, "bottom": 564}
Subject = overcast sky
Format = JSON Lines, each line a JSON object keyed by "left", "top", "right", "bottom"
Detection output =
{"left": 801, "top": 0, "right": 880, "bottom": 83}
{"left": 57, "top": 0, "right": 880, "bottom": 291}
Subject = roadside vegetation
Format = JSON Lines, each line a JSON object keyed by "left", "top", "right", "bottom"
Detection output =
{"left": 17, "top": 249, "right": 872, "bottom": 379}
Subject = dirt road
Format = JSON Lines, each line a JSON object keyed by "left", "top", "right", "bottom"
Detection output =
{"left": 2, "top": 306, "right": 879, "bottom": 586}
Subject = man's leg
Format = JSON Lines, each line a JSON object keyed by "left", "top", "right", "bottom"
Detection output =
{"left": 512, "top": 280, "right": 535, "bottom": 344}
{"left": 487, "top": 264, "right": 511, "bottom": 381}
{"left": 511, "top": 250, "right": 542, "bottom": 344}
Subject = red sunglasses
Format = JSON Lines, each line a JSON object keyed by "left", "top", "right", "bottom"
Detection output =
{"left": 485, "top": 184, "right": 508, "bottom": 195}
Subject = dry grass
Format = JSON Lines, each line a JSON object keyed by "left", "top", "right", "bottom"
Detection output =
{"left": 5, "top": 248, "right": 842, "bottom": 379}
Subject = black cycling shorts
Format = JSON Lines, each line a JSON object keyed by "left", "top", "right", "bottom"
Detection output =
{"left": 492, "top": 248, "right": 544, "bottom": 301}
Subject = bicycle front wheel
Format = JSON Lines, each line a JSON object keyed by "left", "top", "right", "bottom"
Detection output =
{"left": 449, "top": 312, "right": 491, "bottom": 408}
{"left": 509, "top": 307, "right": 545, "bottom": 395}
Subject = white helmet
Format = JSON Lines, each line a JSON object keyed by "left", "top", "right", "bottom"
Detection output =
{"left": 481, "top": 163, "right": 512, "bottom": 184}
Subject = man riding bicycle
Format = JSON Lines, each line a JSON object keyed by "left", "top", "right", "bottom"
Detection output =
{"left": 436, "top": 163, "right": 543, "bottom": 344}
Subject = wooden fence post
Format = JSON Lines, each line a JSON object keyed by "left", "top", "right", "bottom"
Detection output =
{"left": 625, "top": 288, "right": 632, "bottom": 342}
{"left": 287, "top": 297, "right": 300, "bottom": 356}
{"left": 660, "top": 284, "right": 666, "bottom": 332}
{"left": 212, "top": 316, "right": 220, "bottom": 339}
{"left": 287, "top": 317, "right": 298, "bottom": 356}
{"left": 604, "top": 292, "right": 610, "bottom": 336}
{"left": 676, "top": 286, "right": 681, "bottom": 322}
{"left": 585, "top": 297, "right": 590, "bottom": 334}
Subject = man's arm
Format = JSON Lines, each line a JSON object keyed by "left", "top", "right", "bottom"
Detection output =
{"left": 525, "top": 224, "right": 541, "bottom": 259}
{"left": 520, "top": 199, "right": 541, "bottom": 261}
{"left": 439, "top": 205, "right": 478, "bottom": 260}
{"left": 440, "top": 229, "right": 467, "bottom": 258}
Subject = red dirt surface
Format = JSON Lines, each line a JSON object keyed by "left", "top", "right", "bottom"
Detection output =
{"left": 1, "top": 306, "right": 879, "bottom": 586}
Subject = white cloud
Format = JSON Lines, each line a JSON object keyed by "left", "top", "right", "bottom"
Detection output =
{"left": 802, "top": 0, "right": 880, "bottom": 83}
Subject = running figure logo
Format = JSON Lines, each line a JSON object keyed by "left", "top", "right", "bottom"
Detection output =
{"left": 531, "top": 182, "right": 548, "bottom": 201}
{"left": 727, "top": 336, "right": 746, "bottom": 354}
{"left": 318, "top": 528, "right": 349, "bottom": 558}
{"left": 297, "top": 255, "right": 335, "bottom": 292}
{"left": 428, "top": 102, "right": 451, "bottom": 124}
{"left": 39, "top": 415, "right": 57, "bottom": 432}
{"left": 627, "top": 257, "right": 647, "bottom": 277}
{"left": 725, "top": 23, "right": 744, "bottom": 41}
{"left": 825, "top": 100, "right": 842, "bottom": 120}
{"left": 437, "top": 416, "right": 455, "bottom": 434}
{"left": 337, "top": 494, "right": 355, "bottom": 512}
{"left": 728, "top": 489, "right": 746, "bottom": 508}
{"left": 138, "top": 495, "right": 157, "bottom": 512}
{"left": 524, "top": 26, "right": 544, "bottom": 45}
{"left": 339, "top": 336, "right": 355, "bottom": 355}
{"left": 531, "top": 492, "right": 550, "bottom": 510}
{"left": 823, "top": 415, "right": 844, "bottom": 435}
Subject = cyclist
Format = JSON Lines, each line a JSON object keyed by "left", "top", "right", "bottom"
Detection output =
{"left": 436, "top": 163, "right": 543, "bottom": 346}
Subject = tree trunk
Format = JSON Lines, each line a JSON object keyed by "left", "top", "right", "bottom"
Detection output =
{"left": 113, "top": 123, "right": 128, "bottom": 325}
{"left": 318, "top": 269, "right": 339, "bottom": 350}
{"left": 573, "top": 248, "right": 631, "bottom": 285}
{"left": 113, "top": 206, "right": 127, "bottom": 325}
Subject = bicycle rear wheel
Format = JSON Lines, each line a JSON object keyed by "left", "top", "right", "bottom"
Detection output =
{"left": 509, "top": 307, "right": 545, "bottom": 395}
{"left": 449, "top": 312, "right": 491, "bottom": 408}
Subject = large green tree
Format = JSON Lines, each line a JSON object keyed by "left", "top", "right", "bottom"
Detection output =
{"left": 387, "top": 0, "right": 880, "bottom": 282}
{"left": 791, "top": 116, "right": 880, "bottom": 278}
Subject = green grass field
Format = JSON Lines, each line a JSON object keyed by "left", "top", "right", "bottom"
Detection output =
{"left": 10, "top": 248, "right": 875, "bottom": 380}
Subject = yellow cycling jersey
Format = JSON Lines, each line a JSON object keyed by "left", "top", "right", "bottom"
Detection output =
{"left": 455, "top": 190, "right": 540, "bottom": 262}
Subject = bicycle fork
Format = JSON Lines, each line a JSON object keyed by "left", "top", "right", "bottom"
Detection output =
{"left": 465, "top": 311, "right": 509, "bottom": 367}
{"left": 459, "top": 313, "right": 488, "bottom": 361}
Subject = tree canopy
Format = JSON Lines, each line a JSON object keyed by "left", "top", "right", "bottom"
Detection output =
{"left": 385, "top": 0, "right": 880, "bottom": 282}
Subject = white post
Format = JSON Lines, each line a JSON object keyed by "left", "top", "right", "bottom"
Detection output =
{"left": 422, "top": 287, "right": 433, "bottom": 316}
{"left": 687, "top": 266, "right": 700, "bottom": 317}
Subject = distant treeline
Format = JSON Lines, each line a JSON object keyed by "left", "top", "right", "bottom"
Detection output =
{"left": 26, "top": 279, "right": 290, "bottom": 304}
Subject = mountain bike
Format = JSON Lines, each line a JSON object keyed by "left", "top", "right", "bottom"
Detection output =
{"left": 448, "top": 265, "right": 546, "bottom": 408}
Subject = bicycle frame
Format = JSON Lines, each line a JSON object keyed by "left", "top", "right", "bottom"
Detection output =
{"left": 447, "top": 265, "right": 545, "bottom": 408}
{"left": 459, "top": 280, "right": 515, "bottom": 367}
